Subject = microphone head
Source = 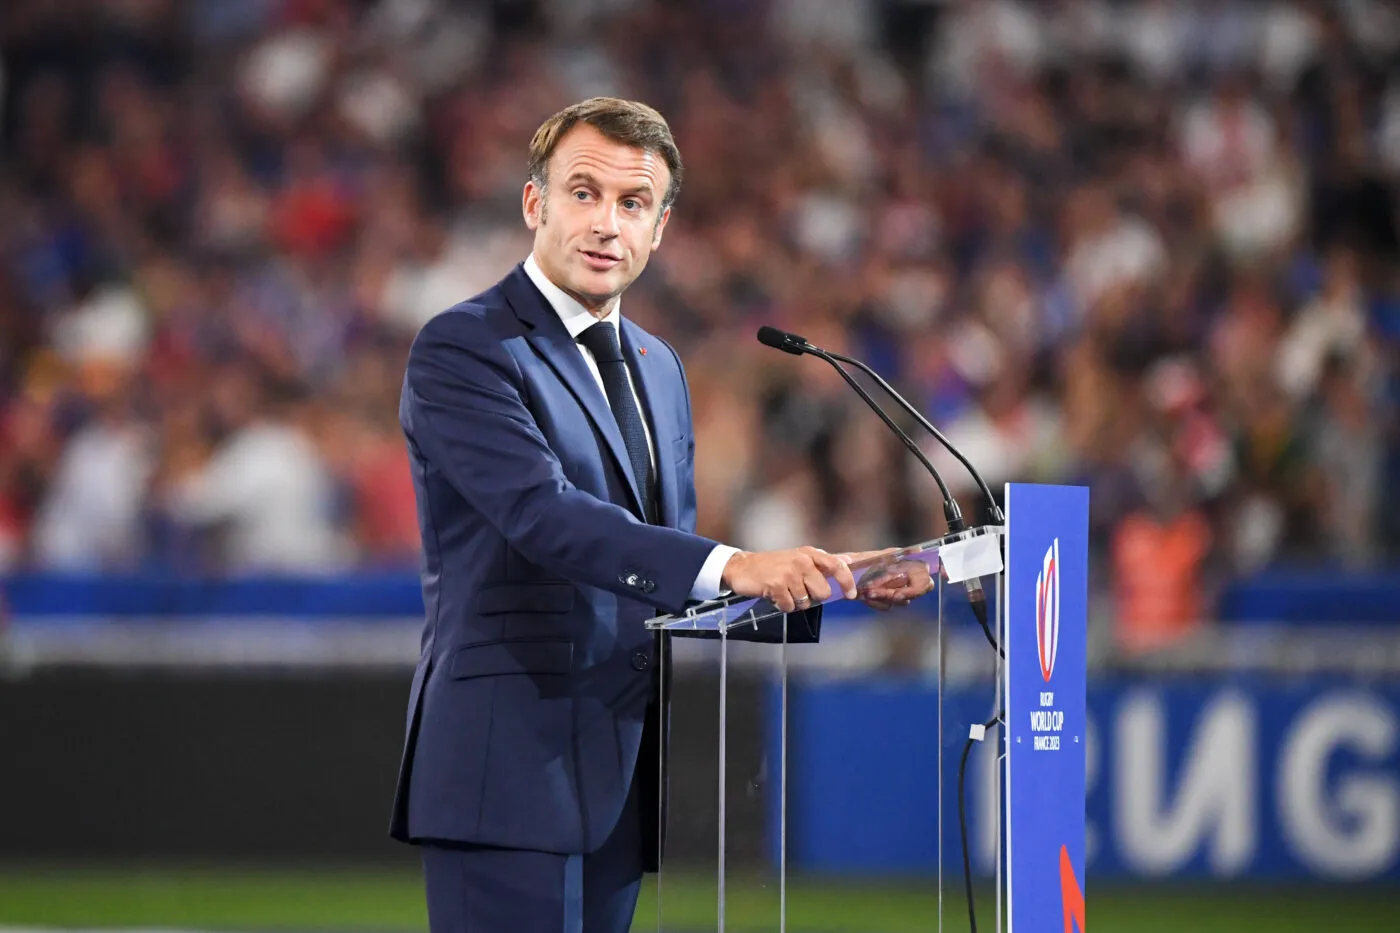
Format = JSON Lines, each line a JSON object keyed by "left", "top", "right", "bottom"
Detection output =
{"left": 756, "top": 325, "right": 808, "bottom": 356}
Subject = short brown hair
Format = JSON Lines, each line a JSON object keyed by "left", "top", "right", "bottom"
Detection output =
{"left": 526, "top": 97, "right": 684, "bottom": 210}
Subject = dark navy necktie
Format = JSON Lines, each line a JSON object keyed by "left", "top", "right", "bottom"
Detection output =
{"left": 578, "top": 321, "right": 658, "bottom": 524}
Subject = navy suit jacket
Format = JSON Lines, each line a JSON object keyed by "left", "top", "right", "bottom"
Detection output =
{"left": 389, "top": 263, "right": 817, "bottom": 867}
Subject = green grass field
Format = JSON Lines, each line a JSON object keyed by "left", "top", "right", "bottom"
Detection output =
{"left": 0, "top": 866, "right": 1394, "bottom": 933}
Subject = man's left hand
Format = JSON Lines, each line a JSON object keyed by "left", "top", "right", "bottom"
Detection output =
{"left": 836, "top": 549, "right": 936, "bottom": 611}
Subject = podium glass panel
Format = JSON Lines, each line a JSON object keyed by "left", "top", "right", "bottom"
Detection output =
{"left": 937, "top": 567, "right": 1005, "bottom": 933}
{"left": 649, "top": 608, "right": 790, "bottom": 932}
{"left": 646, "top": 529, "right": 1003, "bottom": 932}
{"left": 649, "top": 623, "right": 717, "bottom": 933}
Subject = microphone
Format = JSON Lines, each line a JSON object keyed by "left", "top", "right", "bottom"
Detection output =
{"left": 755, "top": 325, "right": 997, "bottom": 640}
{"left": 756, "top": 326, "right": 808, "bottom": 357}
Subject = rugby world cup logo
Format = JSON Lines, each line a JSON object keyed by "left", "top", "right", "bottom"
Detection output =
{"left": 1036, "top": 538, "right": 1060, "bottom": 682}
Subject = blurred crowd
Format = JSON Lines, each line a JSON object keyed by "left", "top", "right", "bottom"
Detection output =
{"left": 2, "top": 0, "right": 1399, "bottom": 643}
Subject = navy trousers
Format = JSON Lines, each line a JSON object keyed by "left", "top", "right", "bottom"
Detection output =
{"left": 421, "top": 765, "right": 645, "bottom": 933}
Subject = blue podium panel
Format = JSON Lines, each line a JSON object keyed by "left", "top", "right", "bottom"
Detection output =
{"left": 1005, "top": 483, "right": 1089, "bottom": 933}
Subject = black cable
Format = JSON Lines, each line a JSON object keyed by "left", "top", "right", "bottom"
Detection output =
{"left": 959, "top": 710, "right": 1002, "bottom": 933}
{"left": 976, "top": 613, "right": 1004, "bottom": 659}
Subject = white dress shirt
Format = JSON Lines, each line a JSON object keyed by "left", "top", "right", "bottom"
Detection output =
{"left": 523, "top": 255, "right": 736, "bottom": 601}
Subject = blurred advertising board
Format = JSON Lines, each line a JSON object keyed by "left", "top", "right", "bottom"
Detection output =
{"left": 777, "top": 677, "right": 1400, "bottom": 881}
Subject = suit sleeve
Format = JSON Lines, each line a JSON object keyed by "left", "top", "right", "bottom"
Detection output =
{"left": 403, "top": 311, "right": 716, "bottom": 614}
{"left": 659, "top": 337, "right": 821, "bottom": 643}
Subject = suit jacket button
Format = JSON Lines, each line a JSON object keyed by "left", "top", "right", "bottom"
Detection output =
{"left": 630, "top": 651, "right": 651, "bottom": 671}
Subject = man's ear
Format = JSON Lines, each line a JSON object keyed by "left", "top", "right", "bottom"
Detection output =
{"left": 523, "top": 180, "right": 543, "bottom": 231}
{"left": 651, "top": 205, "right": 671, "bottom": 250}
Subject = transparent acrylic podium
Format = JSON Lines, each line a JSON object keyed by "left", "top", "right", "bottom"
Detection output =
{"left": 645, "top": 525, "right": 1005, "bottom": 933}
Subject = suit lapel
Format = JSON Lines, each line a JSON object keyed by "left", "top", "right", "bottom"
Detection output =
{"left": 621, "top": 319, "right": 681, "bottom": 529}
{"left": 501, "top": 266, "right": 645, "bottom": 517}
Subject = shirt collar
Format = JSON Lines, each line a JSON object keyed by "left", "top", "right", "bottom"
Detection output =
{"left": 523, "top": 253, "right": 621, "bottom": 340}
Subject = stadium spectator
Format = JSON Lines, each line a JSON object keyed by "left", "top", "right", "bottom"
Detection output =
{"left": 157, "top": 371, "right": 349, "bottom": 574}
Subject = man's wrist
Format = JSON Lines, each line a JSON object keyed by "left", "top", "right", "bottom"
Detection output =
{"left": 718, "top": 549, "right": 747, "bottom": 592}
{"left": 690, "top": 544, "right": 742, "bottom": 602}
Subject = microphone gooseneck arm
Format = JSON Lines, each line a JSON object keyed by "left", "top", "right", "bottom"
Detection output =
{"left": 756, "top": 325, "right": 1002, "bottom": 523}
{"left": 806, "top": 346, "right": 964, "bottom": 529}
{"left": 822, "top": 349, "right": 1005, "bottom": 523}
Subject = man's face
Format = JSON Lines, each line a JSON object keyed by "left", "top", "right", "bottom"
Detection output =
{"left": 523, "top": 123, "right": 671, "bottom": 314}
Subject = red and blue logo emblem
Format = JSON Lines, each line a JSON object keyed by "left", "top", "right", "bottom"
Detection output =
{"left": 1036, "top": 538, "right": 1060, "bottom": 682}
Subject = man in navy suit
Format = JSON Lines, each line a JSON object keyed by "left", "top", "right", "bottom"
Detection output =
{"left": 392, "top": 97, "right": 928, "bottom": 933}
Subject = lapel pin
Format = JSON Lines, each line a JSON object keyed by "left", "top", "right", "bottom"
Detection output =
{"left": 639, "top": 347, "right": 647, "bottom": 356}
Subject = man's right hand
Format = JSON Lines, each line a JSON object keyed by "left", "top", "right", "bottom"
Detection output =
{"left": 720, "top": 546, "right": 859, "bottom": 612}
